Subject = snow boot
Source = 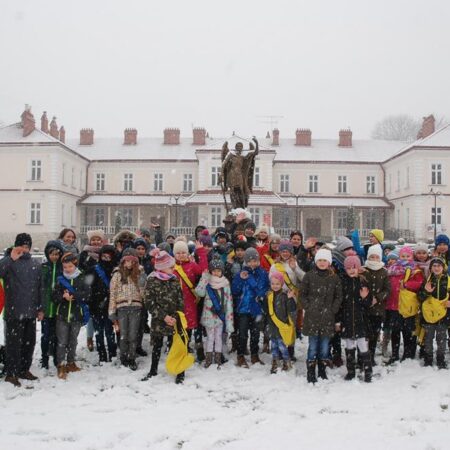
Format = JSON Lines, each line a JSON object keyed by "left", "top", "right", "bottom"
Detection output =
{"left": 40, "top": 357, "right": 49, "bottom": 370}
{"left": 220, "top": 353, "right": 228, "bottom": 364}
{"left": 196, "top": 343, "right": 206, "bottom": 363}
{"left": 65, "top": 362, "right": 81, "bottom": 373}
{"left": 424, "top": 352, "right": 433, "bottom": 367}
{"left": 262, "top": 336, "right": 270, "bottom": 354}
{"left": 418, "top": 345, "right": 425, "bottom": 360}
{"left": 251, "top": 354, "right": 265, "bottom": 365}
{"left": 204, "top": 352, "right": 213, "bottom": 369}
{"left": 87, "top": 337, "right": 94, "bottom": 352}
{"left": 270, "top": 359, "right": 278, "bottom": 374}
{"left": 230, "top": 333, "right": 238, "bottom": 353}
{"left": 19, "top": 371, "right": 38, "bottom": 381}
{"left": 136, "top": 347, "right": 148, "bottom": 357}
{"left": 215, "top": 352, "right": 223, "bottom": 368}
{"left": 437, "top": 355, "right": 447, "bottom": 370}
{"left": 307, "top": 360, "right": 317, "bottom": 383}
{"left": 120, "top": 357, "right": 129, "bottom": 367}
{"left": 175, "top": 372, "right": 185, "bottom": 384}
{"left": 57, "top": 364, "right": 67, "bottom": 380}
{"left": 288, "top": 346, "right": 297, "bottom": 362}
{"left": 361, "top": 352, "right": 372, "bottom": 383}
{"left": 128, "top": 360, "right": 138, "bottom": 371}
{"left": 344, "top": 349, "right": 356, "bottom": 381}
{"left": 281, "top": 360, "right": 292, "bottom": 371}
{"left": 318, "top": 360, "right": 329, "bottom": 380}
{"left": 5, "top": 375, "right": 21, "bottom": 387}
{"left": 332, "top": 353, "right": 343, "bottom": 368}
{"left": 99, "top": 350, "right": 108, "bottom": 363}
{"left": 237, "top": 355, "right": 249, "bottom": 368}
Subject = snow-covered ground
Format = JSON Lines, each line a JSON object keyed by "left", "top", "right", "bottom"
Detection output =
{"left": 1, "top": 324, "right": 449, "bottom": 450}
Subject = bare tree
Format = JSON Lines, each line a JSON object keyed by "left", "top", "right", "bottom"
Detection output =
{"left": 371, "top": 114, "right": 420, "bottom": 141}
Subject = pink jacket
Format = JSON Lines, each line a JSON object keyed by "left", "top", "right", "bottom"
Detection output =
{"left": 386, "top": 263, "right": 424, "bottom": 311}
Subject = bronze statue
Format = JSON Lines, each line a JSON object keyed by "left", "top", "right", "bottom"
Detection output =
{"left": 219, "top": 137, "right": 259, "bottom": 210}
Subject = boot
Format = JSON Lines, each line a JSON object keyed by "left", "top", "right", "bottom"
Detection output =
{"left": 128, "top": 360, "right": 137, "bottom": 371}
{"left": 18, "top": 371, "right": 38, "bottom": 381}
{"left": 424, "top": 352, "right": 433, "bottom": 367}
{"left": 381, "top": 332, "right": 390, "bottom": 358}
{"left": 5, "top": 376, "right": 21, "bottom": 387}
{"left": 99, "top": 350, "right": 108, "bottom": 363}
{"left": 270, "top": 359, "right": 278, "bottom": 374}
{"left": 141, "top": 366, "right": 158, "bottom": 381}
{"left": 361, "top": 351, "right": 372, "bottom": 383}
{"left": 175, "top": 372, "right": 185, "bottom": 384}
{"left": 220, "top": 353, "right": 228, "bottom": 364}
{"left": 251, "top": 354, "right": 265, "bottom": 365}
{"left": 262, "top": 336, "right": 270, "bottom": 354}
{"left": 136, "top": 347, "right": 148, "bottom": 357}
{"left": 419, "top": 345, "right": 425, "bottom": 360}
{"left": 344, "top": 349, "right": 356, "bottom": 381}
{"left": 307, "top": 360, "right": 317, "bottom": 383}
{"left": 288, "top": 346, "right": 297, "bottom": 362}
{"left": 215, "top": 352, "right": 223, "bottom": 368}
{"left": 318, "top": 360, "right": 329, "bottom": 380}
{"left": 120, "top": 357, "right": 129, "bottom": 367}
{"left": 57, "top": 364, "right": 67, "bottom": 380}
{"left": 281, "top": 360, "right": 292, "bottom": 371}
{"left": 40, "top": 356, "right": 49, "bottom": 370}
{"left": 437, "top": 354, "right": 447, "bottom": 370}
{"left": 369, "top": 337, "right": 377, "bottom": 366}
{"left": 196, "top": 343, "right": 205, "bottom": 363}
{"left": 237, "top": 355, "right": 249, "bottom": 368}
{"left": 230, "top": 334, "right": 238, "bottom": 353}
{"left": 204, "top": 352, "right": 213, "bottom": 369}
{"left": 332, "top": 353, "right": 343, "bottom": 368}
{"left": 87, "top": 337, "right": 94, "bottom": 352}
{"left": 65, "top": 362, "right": 82, "bottom": 373}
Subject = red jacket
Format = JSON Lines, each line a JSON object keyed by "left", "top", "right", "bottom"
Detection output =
{"left": 386, "top": 264, "right": 424, "bottom": 311}
{"left": 257, "top": 245, "right": 279, "bottom": 273}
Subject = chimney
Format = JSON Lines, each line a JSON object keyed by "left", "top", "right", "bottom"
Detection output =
{"left": 59, "top": 126, "right": 66, "bottom": 143}
{"left": 41, "top": 111, "right": 49, "bottom": 133}
{"left": 272, "top": 128, "right": 280, "bottom": 146}
{"left": 296, "top": 128, "right": 312, "bottom": 146}
{"left": 164, "top": 128, "right": 180, "bottom": 145}
{"left": 124, "top": 128, "right": 137, "bottom": 145}
{"left": 80, "top": 128, "right": 94, "bottom": 145}
{"left": 49, "top": 116, "right": 59, "bottom": 139}
{"left": 193, "top": 127, "right": 206, "bottom": 145}
{"left": 21, "top": 105, "right": 35, "bottom": 137}
{"left": 339, "top": 129, "right": 352, "bottom": 147}
{"left": 266, "top": 131, "right": 270, "bottom": 139}
{"left": 417, "top": 115, "right": 435, "bottom": 139}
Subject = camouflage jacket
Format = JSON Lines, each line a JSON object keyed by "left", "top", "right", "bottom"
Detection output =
{"left": 144, "top": 274, "right": 184, "bottom": 337}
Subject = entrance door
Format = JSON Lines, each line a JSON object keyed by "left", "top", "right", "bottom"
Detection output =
{"left": 306, "top": 218, "right": 321, "bottom": 238}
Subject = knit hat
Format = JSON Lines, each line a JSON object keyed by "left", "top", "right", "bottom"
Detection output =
{"left": 386, "top": 252, "right": 399, "bottom": 262}
{"left": 157, "top": 242, "right": 172, "bottom": 253}
{"left": 269, "top": 271, "right": 285, "bottom": 285}
{"left": 279, "top": 239, "right": 294, "bottom": 253}
{"left": 245, "top": 222, "right": 256, "bottom": 232}
{"left": 214, "top": 227, "right": 228, "bottom": 238}
{"left": 384, "top": 243, "right": 396, "bottom": 252}
{"left": 235, "top": 240, "right": 250, "bottom": 251}
{"left": 86, "top": 229, "right": 106, "bottom": 242}
{"left": 435, "top": 234, "right": 450, "bottom": 247}
{"left": 244, "top": 247, "right": 260, "bottom": 264}
{"left": 165, "top": 231, "right": 176, "bottom": 240}
{"left": 414, "top": 242, "right": 428, "bottom": 253}
{"left": 336, "top": 236, "right": 354, "bottom": 253}
{"left": 173, "top": 240, "right": 189, "bottom": 255}
{"left": 367, "top": 244, "right": 383, "bottom": 260}
{"left": 209, "top": 258, "right": 224, "bottom": 273}
{"left": 344, "top": 255, "right": 361, "bottom": 270}
{"left": 132, "top": 238, "right": 148, "bottom": 250}
{"left": 399, "top": 246, "right": 414, "bottom": 257}
{"left": 150, "top": 249, "right": 175, "bottom": 270}
{"left": 315, "top": 248, "right": 332, "bottom": 264}
{"left": 255, "top": 225, "right": 269, "bottom": 236}
{"left": 370, "top": 229, "right": 384, "bottom": 243}
{"left": 14, "top": 233, "right": 32, "bottom": 248}
{"left": 198, "top": 229, "right": 213, "bottom": 247}
{"left": 140, "top": 228, "right": 151, "bottom": 237}
{"left": 269, "top": 233, "right": 281, "bottom": 243}
{"left": 99, "top": 244, "right": 116, "bottom": 258}
{"left": 429, "top": 256, "right": 446, "bottom": 268}
{"left": 121, "top": 247, "right": 139, "bottom": 263}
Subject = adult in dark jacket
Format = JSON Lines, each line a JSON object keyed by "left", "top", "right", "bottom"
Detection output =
{"left": 0, "top": 233, "right": 43, "bottom": 386}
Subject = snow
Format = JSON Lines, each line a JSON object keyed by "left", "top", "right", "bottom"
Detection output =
{"left": 1, "top": 322, "right": 449, "bottom": 449}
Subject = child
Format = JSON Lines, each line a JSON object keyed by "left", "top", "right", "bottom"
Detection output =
{"left": 232, "top": 247, "right": 270, "bottom": 367}
{"left": 414, "top": 243, "right": 431, "bottom": 279}
{"left": 108, "top": 248, "right": 146, "bottom": 371}
{"left": 40, "top": 240, "right": 64, "bottom": 369}
{"left": 54, "top": 253, "right": 90, "bottom": 379}
{"left": 263, "top": 271, "right": 296, "bottom": 373}
{"left": 142, "top": 250, "right": 185, "bottom": 384}
{"left": 385, "top": 246, "right": 424, "bottom": 363}
{"left": 300, "top": 248, "right": 342, "bottom": 383}
{"left": 196, "top": 259, "right": 234, "bottom": 368}
{"left": 433, "top": 234, "right": 450, "bottom": 266}
{"left": 339, "top": 256, "right": 373, "bottom": 382}
{"left": 258, "top": 234, "right": 281, "bottom": 272}
{"left": 418, "top": 257, "right": 450, "bottom": 368}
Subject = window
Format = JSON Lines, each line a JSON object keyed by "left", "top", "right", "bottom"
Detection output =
{"left": 71, "top": 167, "right": 75, "bottom": 188}
{"left": 280, "top": 174, "right": 290, "bottom": 193}
{"left": 95, "top": 208, "right": 105, "bottom": 226}
{"left": 405, "top": 167, "right": 410, "bottom": 189}
{"left": 62, "top": 163, "right": 67, "bottom": 185}
{"left": 211, "top": 207, "right": 222, "bottom": 227}
{"left": 249, "top": 207, "right": 261, "bottom": 227}
{"left": 338, "top": 175, "right": 347, "bottom": 194}
{"left": 432, "top": 207, "right": 442, "bottom": 226}
{"left": 366, "top": 176, "right": 375, "bottom": 194}
{"left": 29, "top": 202, "right": 41, "bottom": 224}
{"left": 120, "top": 208, "right": 133, "bottom": 227}
{"left": 396, "top": 170, "right": 400, "bottom": 191}
{"left": 96, "top": 173, "right": 105, "bottom": 191}
{"left": 154, "top": 173, "right": 163, "bottom": 192}
{"left": 181, "top": 209, "right": 193, "bottom": 227}
{"left": 253, "top": 167, "right": 260, "bottom": 188}
{"left": 211, "top": 167, "right": 221, "bottom": 187}
{"left": 431, "top": 163, "right": 442, "bottom": 185}
{"left": 365, "top": 210, "right": 377, "bottom": 229}
{"left": 30, "top": 160, "right": 41, "bottom": 181}
{"left": 123, "top": 173, "right": 133, "bottom": 192}
{"left": 336, "top": 210, "right": 347, "bottom": 229}
{"left": 183, "top": 174, "right": 193, "bottom": 192}
{"left": 309, "top": 175, "right": 318, "bottom": 193}
{"left": 61, "top": 204, "right": 66, "bottom": 226}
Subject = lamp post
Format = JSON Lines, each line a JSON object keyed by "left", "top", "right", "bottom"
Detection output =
{"left": 429, "top": 188, "right": 441, "bottom": 242}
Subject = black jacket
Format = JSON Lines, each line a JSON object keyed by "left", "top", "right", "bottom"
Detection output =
{"left": 262, "top": 291, "right": 297, "bottom": 340}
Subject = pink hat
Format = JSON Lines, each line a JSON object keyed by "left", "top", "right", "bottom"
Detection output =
{"left": 150, "top": 248, "right": 175, "bottom": 270}
{"left": 270, "top": 270, "right": 285, "bottom": 285}
{"left": 399, "top": 246, "right": 413, "bottom": 257}
{"left": 344, "top": 255, "right": 361, "bottom": 270}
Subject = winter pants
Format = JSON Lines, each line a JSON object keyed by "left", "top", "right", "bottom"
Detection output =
{"left": 56, "top": 320, "right": 82, "bottom": 365}
{"left": 92, "top": 314, "right": 117, "bottom": 357}
{"left": 117, "top": 307, "right": 141, "bottom": 362}
{"left": 86, "top": 317, "right": 94, "bottom": 339}
{"left": 136, "top": 309, "right": 148, "bottom": 350}
{"left": 4, "top": 318, "right": 36, "bottom": 378}
{"left": 205, "top": 323, "right": 224, "bottom": 353}
{"left": 367, "top": 315, "right": 383, "bottom": 358}
{"left": 423, "top": 323, "right": 447, "bottom": 359}
{"left": 329, "top": 331, "right": 342, "bottom": 358}
{"left": 307, "top": 334, "right": 330, "bottom": 362}
{"left": 386, "top": 310, "right": 416, "bottom": 359}
{"left": 238, "top": 313, "right": 260, "bottom": 356}
{"left": 41, "top": 317, "right": 57, "bottom": 365}
{"left": 271, "top": 337, "right": 289, "bottom": 361}
{"left": 345, "top": 338, "right": 369, "bottom": 353}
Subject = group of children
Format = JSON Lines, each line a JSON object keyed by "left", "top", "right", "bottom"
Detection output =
{"left": 2, "top": 217, "right": 450, "bottom": 387}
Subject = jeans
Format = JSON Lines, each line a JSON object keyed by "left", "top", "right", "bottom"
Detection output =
{"left": 238, "top": 313, "right": 260, "bottom": 356}
{"left": 424, "top": 323, "right": 447, "bottom": 358}
{"left": 92, "top": 314, "right": 117, "bottom": 357}
{"left": 41, "top": 317, "right": 57, "bottom": 365}
{"left": 117, "top": 307, "right": 141, "bottom": 362}
{"left": 307, "top": 335, "right": 330, "bottom": 362}
{"left": 271, "top": 338, "right": 289, "bottom": 361}
{"left": 86, "top": 317, "right": 94, "bottom": 339}
{"left": 56, "top": 320, "right": 82, "bottom": 365}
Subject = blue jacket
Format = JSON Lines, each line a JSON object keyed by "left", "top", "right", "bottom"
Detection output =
{"left": 231, "top": 266, "right": 269, "bottom": 316}
{"left": 350, "top": 229, "right": 387, "bottom": 264}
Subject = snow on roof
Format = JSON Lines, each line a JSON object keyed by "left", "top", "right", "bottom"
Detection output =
{"left": 0, "top": 123, "right": 61, "bottom": 144}
{"left": 185, "top": 190, "right": 287, "bottom": 206}
{"left": 80, "top": 194, "right": 173, "bottom": 205}
{"left": 283, "top": 196, "right": 392, "bottom": 208}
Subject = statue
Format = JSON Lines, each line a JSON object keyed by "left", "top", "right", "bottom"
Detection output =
{"left": 219, "top": 137, "right": 259, "bottom": 210}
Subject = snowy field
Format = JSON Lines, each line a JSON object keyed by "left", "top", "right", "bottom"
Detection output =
{"left": 0, "top": 324, "right": 449, "bottom": 450}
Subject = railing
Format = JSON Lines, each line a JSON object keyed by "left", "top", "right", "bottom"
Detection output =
{"left": 170, "top": 227, "right": 195, "bottom": 238}
{"left": 80, "top": 225, "right": 140, "bottom": 235}
{"left": 274, "top": 228, "right": 292, "bottom": 238}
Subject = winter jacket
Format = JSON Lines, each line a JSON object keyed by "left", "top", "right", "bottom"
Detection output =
{"left": 139, "top": 254, "right": 154, "bottom": 275}
{"left": 300, "top": 267, "right": 342, "bottom": 337}
{"left": 225, "top": 256, "right": 245, "bottom": 284}
{"left": 418, "top": 273, "right": 450, "bottom": 326}
{"left": 144, "top": 275, "right": 184, "bottom": 337}
{"left": 88, "top": 262, "right": 115, "bottom": 318}
{"left": 362, "top": 266, "right": 390, "bottom": 317}
{"left": 386, "top": 263, "right": 424, "bottom": 311}
{"left": 211, "top": 242, "right": 234, "bottom": 266}
{"left": 262, "top": 290, "right": 297, "bottom": 340}
{"left": 41, "top": 240, "right": 64, "bottom": 318}
{"left": 173, "top": 247, "right": 208, "bottom": 329}
{"left": 196, "top": 274, "right": 234, "bottom": 333}
{"left": 54, "top": 272, "right": 91, "bottom": 324}
{"left": 0, "top": 253, "right": 42, "bottom": 320}
{"left": 231, "top": 266, "right": 269, "bottom": 316}
{"left": 79, "top": 245, "right": 101, "bottom": 272}
{"left": 269, "top": 259, "right": 304, "bottom": 292}
{"left": 258, "top": 248, "right": 279, "bottom": 272}
{"left": 340, "top": 275, "right": 372, "bottom": 339}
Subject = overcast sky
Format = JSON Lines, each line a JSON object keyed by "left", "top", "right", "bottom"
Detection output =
{"left": 1, "top": 0, "right": 450, "bottom": 141}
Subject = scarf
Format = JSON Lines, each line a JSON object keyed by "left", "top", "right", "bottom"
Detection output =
{"left": 388, "top": 260, "right": 416, "bottom": 277}
{"left": 59, "top": 240, "right": 79, "bottom": 255}
{"left": 209, "top": 274, "right": 229, "bottom": 290}
{"left": 63, "top": 268, "right": 81, "bottom": 280}
{"left": 149, "top": 270, "right": 176, "bottom": 281}
{"left": 364, "top": 260, "right": 385, "bottom": 271}
{"left": 83, "top": 245, "right": 101, "bottom": 261}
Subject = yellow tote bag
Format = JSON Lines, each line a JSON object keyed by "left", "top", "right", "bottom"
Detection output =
{"left": 398, "top": 269, "right": 419, "bottom": 318}
{"left": 422, "top": 296, "right": 448, "bottom": 324}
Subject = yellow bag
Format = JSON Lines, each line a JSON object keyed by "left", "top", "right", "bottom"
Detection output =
{"left": 398, "top": 269, "right": 419, "bottom": 318}
{"left": 422, "top": 296, "right": 448, "bottom": 324}
{"left": 268, "top": 292, "right": 295, "bottom": 346}
{"left": 165, "top": 311, "right": 195, "bottom": 376}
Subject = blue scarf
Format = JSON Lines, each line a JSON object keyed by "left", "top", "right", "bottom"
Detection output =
{"left": 206, "top": 284, "right": 225, "bottom": 323}
{"left": 95, "top": 264, "right": 111, "bottom": 288}
{"left": 57, "top": 275, "right": 90, "bottom": 325}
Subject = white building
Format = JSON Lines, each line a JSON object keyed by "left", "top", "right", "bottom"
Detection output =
{"left": 0, "top": 108, "right": 448, "bottom": 249}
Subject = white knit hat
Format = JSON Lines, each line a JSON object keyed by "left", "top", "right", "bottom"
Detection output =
{"left": 86, "top": 229, "right": 106, "bottom": 242}
{"left": 173, "top": 240, "right": 189, "bottom": 255}
{"left": 315, "top": 248, "right": 332, "bottom": 264}
{"left": 367, "top": 244, "right": 383, "bottom": 260}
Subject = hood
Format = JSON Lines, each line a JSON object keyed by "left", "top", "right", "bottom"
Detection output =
{"left": 44, "top": 240, "right": 64, "bottom": 261}
{"left": 113, "top": 230, "right": 137, "bottom": 245}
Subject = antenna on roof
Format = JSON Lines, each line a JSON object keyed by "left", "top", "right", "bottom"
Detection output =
{"left": 257, "top": 115, "right": 284, "bottom": 130}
